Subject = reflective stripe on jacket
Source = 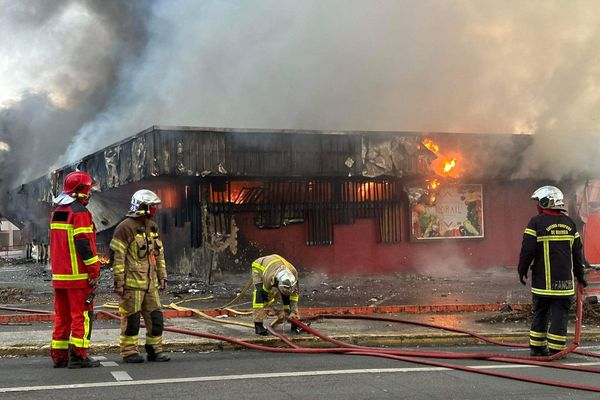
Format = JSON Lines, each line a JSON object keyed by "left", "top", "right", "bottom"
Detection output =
{"left": 251, "top": 254, "right": 299, "bottom": 312}
{"left": 518, "top": 212, "right": 585, "bottom": 296}
{"left": 50, "top": 202, "right": 100, "bottom": 288}
{"left": 110, "top": 217, "right": 167, "bottom": 291}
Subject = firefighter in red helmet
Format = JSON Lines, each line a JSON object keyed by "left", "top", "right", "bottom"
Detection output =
{"left": 50, "top": 171, "right": 101, "bottom": 368}
{"left": 518, "top": 186, "right": 587, "bottom": 357}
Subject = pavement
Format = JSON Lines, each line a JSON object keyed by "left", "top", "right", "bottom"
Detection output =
{"left": 3, "top": 266, "right": 600, "bottom": 358}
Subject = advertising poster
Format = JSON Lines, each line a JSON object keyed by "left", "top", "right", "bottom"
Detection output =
{"left": 411, "top": 184, "right": 484, "bottom": 240}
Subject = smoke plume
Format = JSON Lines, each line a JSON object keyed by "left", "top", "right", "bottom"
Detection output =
{"left": 2, "top": 0, "right": 600, "bottom": 192}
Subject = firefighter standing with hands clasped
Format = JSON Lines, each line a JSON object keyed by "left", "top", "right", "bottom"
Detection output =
{"left": 518, "top": 186, "right": 587, "bottom": 357}
{"left": 251, "top": 254, "right": 303, "bottom": 335}
{"left": 110, "top": 189, "right": 170, "bottom": 363}
{"left": 50, "top": 171, "right": 101, "bottom": 368}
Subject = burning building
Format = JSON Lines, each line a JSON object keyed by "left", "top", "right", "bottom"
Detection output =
{"left": 7, "top": 126, "right": 570, "bottom": 278}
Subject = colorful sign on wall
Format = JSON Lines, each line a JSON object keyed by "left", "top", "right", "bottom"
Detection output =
{"left": 411, "top": 184, "right": 484, "bottom": 240}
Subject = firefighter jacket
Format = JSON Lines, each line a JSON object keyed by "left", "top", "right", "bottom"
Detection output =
{"left": 518, "top": 211, "right": 585, "bottom": 297}
{"left": 50, "top": 202, "right": 100, "bottom": 289}
{"left": 252, "top": 254, "right": 299, "bottom": 315}
{"left": 110, "top": 217, "right": 167, "bottom": 291}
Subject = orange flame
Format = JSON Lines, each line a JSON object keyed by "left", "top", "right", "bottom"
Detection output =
{"left": 423, "top": 139, "right": 461, "bottom": 178}
{"left": 427, "top": 179, "right": 440, "bottom": 190}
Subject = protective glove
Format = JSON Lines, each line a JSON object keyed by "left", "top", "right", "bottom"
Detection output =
{"left": 519, "top": 273, "right": 527, "bottom": 286}
{"left": 288, "top": 312, "right": 299, "bottom": 321}
{"left": 578, "top": 277, "right": 589, "bottom": 288}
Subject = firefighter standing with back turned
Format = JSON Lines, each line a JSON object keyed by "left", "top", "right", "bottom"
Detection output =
{"left": 251, "top": 254, "right": 302, "bottom": 335}
{"left": 518, "top": 186, "right": 587, "bottom": 357}
{"left": 110, "top": 189, "right": 170, "bottom": 363}
{"left": 50, "top": 171, "right": 101, "bottom": 368}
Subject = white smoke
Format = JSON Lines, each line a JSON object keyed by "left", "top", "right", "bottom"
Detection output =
{"left": 2, "top": 0, "right": 600, "bottom": 184}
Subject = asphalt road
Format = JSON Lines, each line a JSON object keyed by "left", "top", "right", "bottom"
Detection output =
{"left": 2, "top": 345, "right": 600, "bottom": 400}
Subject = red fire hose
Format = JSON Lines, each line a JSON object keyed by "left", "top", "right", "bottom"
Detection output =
{"left": 5, "top": 284, "right": 600, "bottom": 392}
{"left": 93, "top": 284, "right": 600, "bottom": 393}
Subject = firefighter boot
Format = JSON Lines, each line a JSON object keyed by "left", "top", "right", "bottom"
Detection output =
{"left": 68, "top": 346, "right": 100, "bottom": 369}
{"left": 529, "top": 346, "right": 550, "bottom": 357}
{"left": 123, "top": 353, "right": 145, "bottom": 363}
{"left": 255, "top": 322, "right": 268, "bottom": 336}
{"left": 145, "top": 344, "right": 170, "bottom": 362}
{"left": 68, "top": 354, "right": 100, "bottom": 369}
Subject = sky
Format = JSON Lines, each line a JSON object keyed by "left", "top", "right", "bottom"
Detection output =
{"left": 1, "top": 0, "right": 600, "bottom": 189}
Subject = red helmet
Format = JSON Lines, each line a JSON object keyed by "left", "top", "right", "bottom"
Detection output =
{"left": 63, "top": 171, "right": 95, "bottom": 197}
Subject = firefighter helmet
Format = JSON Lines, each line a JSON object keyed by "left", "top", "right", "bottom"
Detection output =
{"left": 53, "top": 171, "right": 95, "bottom": 205}
{"left": 531, "top": 186, "right": 565, "bottom": 210}
{"left": 275, "top": 267, "right": 297, "bottom": 296}
{"left": 128, "top": 189, "right": 161, "bottom": 217}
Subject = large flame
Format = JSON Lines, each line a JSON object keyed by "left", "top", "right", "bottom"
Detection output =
{"left": 422, "top": 139, "right": 461, "bottom": 178}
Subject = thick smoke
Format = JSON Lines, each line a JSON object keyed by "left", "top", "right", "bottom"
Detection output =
{"left": 3, "top": 0, "right": 600, "bottom": 189}
{"left": 0, "top": 0, "right": 150, "bottom": 189}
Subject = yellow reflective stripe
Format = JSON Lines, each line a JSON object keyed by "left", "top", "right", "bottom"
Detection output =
{"left": 537, "top": 235, "right": 575, "bottom": 242}
{"left": 51, "top": 340, "right": 69, "bottom": 349}
{"left": 113, "top": 264, "right": 125, "bottom": 274}
{"left": 529, "top": 339, "right": 547, "bottom": 346}
{"left": 543, "top": 241, "right": 551, "bottom": 290}
{"left": 252, "top": 262, "right": 265, "bottom": 272}
{"left": 135, "top": 233, "right": 145, "bottom": 238}
{"left": 283, "top": 305, "right": 290, "bottom": 310}
{"left": 265, "top": 258, "right": 282, "bottom": 270}
{"left": 50, "top": 223, "right": 72, "bottom": 230}
{"left": 69, "top": 336, "right": 90, "bottom": 348}
{"left": 575, "top": 232, "right": 580, "bottom": 238}
{"left": 524, "top": 228, "right": 537, "bottom": 237}
{"left": 51, "top": 223, "right": 79, "bottom": 275}
{"left": 52, "top": 273, "right": 89, "bottom": 280}
{"left": 529, "top": 330, "right": 546, "bottom": 338}
{"left": 73, "top": 226, "right": 94, "bottom": 235}
{"left": 145, "top": 335, "right": 162, "bottom": 345}
{"left": 252, "top": 290, "right": 264, "bottom": 308}
{"left": 83, "top": 311, "right": 91, "bottom": 347}
{"left": 547, "top": 333, "right": 567, "bottom": 341}
{"left": 289, "top": 294, "right": 299, "bottom": 301}
{"left": 126, "top": 278, "right": 148, "bottom": 288}
{"left": 120, "top": 335, "right": 138, "bottom": 345}
{"left": 531, "top": 288, "right": 575, "bottom": 296}
{"left": 110, "top": 239, "right": 127, "bottom": 253}
{"left": 262, "top": 284, "right": 270, "bottom": 293}
{"left": 548, "top": 343, "right": 566, "bottom": 350}
{"left": 83, "top": 255, "right": 99, "bottom": 266}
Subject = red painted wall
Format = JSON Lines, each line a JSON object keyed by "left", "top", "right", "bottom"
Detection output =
{"left": 235, "top": 180, "right": 543, "bottom": 275}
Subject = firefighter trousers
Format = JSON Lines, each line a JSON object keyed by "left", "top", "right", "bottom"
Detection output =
{"left": 119, "top": 288, "right": 164, "bottom": 357}
{"left": 51, "top": 287, "right": 94, "bottom": 363}
{"left": 529, "top": 295, "right": 572, "bottom": 353}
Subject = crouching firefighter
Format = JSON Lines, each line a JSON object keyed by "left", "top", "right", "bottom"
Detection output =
{"left": 251, "top": 254, "right": 304, "bottom": 336}
{"left": 518, "top": 186, "right": 587, "bottom": 357}
{"left": 50, "top": 171, "right": 101, "bottom": 368}
{"left": 110, "top": 189, "right": 170, "bottom": 363}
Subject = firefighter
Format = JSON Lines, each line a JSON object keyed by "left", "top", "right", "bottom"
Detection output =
{"left": 50, "top": 171, "right": 100, "bottom": 368}
{"left": 110, "top": 189, "right": 170, "bottom": 363}
{"left": 251, "top": 254, "right": 301, "bottom": 336}
{"left": 518, "top": 186, "right": 587, "bottom": 357}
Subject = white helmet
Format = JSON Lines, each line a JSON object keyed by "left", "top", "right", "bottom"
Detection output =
{"left": 531, "top": 186, "right": 565, "bottom": 210}
{"left": 275, "top": 267, "right": 297, "bottom": 296}
{"left": 128, "top": 189, "right": 161, "bottom": 216}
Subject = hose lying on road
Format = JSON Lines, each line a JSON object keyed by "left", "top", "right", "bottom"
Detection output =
{"left": 94, "top": 283, "right": 600, "bottom": 393}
